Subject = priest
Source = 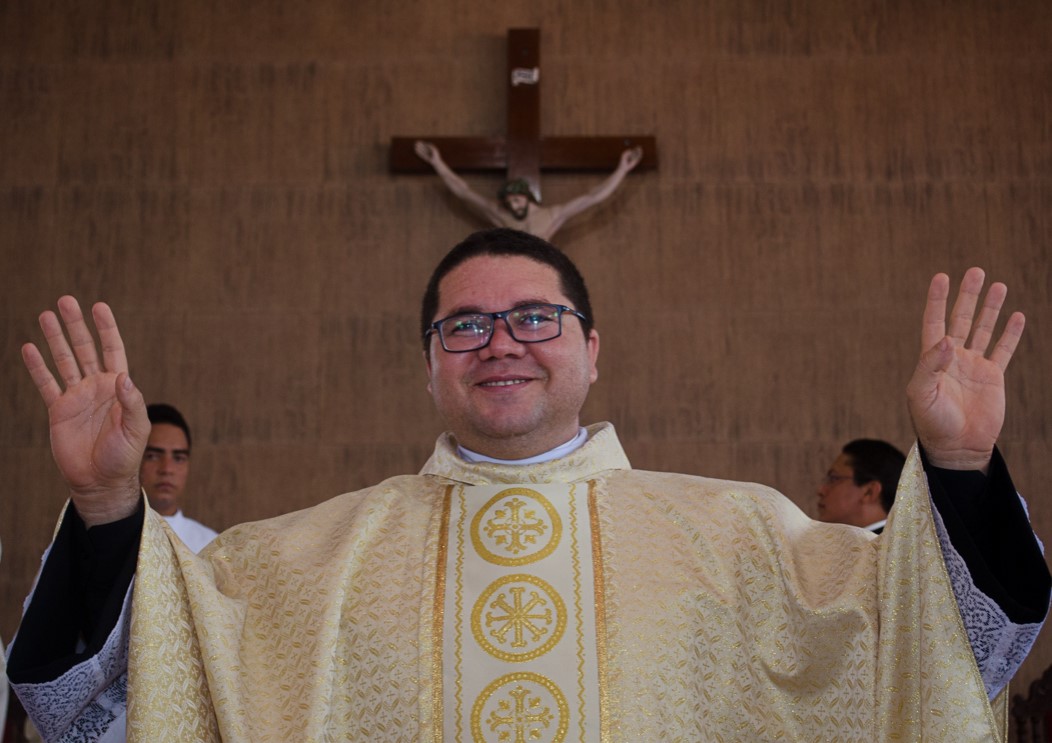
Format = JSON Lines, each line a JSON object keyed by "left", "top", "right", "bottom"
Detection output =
{"left": 8, "top": 228, "right": 1049, "bottom": 741}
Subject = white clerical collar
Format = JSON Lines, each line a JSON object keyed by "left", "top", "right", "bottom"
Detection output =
{"left": 865, "top": 519, "right": 887, "bottom": 533}
{"left": 457, "top": 427, "right": 589, "bottom": 466}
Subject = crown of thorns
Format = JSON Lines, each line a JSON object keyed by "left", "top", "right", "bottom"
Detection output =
{"left": 498, "top": 178, "right": 540, "bottom": 203}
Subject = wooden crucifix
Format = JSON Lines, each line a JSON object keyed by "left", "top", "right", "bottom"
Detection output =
{"left": 390, "top": 28, "right": 657, "bottom": 239}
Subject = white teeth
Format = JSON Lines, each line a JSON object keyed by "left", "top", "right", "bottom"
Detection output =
{"left": 481, "top": 379, "right": 527, "bottom": 387}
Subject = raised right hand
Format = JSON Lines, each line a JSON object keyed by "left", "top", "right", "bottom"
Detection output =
{"left": 414, "top": 140, "right": 438, "bottom": 162}
{"left": 22, "top": 296, "right": 149, "bottom": 526}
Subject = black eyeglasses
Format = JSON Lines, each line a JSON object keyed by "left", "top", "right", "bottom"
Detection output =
{"left": 426, "top": 303, "right": 587, "bottom": 353}
{"left": 821, "top": 472, "right": 855, "bottom": 486}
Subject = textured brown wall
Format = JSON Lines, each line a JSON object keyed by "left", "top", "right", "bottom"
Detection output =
{"left": 2, "top": 0, "right": 1050, "bottom": 718}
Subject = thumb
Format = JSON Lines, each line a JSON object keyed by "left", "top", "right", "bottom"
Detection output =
{"left": 919, "top": 336, "right": 955, "bottom": 377}
{"left": 907, "top": 337, "right": 952, "bottom": 412}
{"left": 116, "top": 372, "right": 150, "bottom": 447}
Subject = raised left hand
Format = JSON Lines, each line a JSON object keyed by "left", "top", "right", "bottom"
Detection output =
{"left": 906, "top": 267, "right": 1025, "bottom": 473}
{"left": 620, "top": 146, "right": 643, "bottom": 170}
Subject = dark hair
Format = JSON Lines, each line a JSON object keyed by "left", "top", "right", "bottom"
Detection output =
{"left": 147, "top": 403, "right": 192, "bottom": 453}
{"left": 842, "top": 439, "right": 906, "bottom": 513}
{"left": 419, "top": 228, "right": 594, "bottom": 352}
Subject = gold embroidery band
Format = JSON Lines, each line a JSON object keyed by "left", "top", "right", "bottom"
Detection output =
{"left": 430, "top": 485, "right": 456, "bottom": 743}
{"left": 442, "top": 483, "right": 602, "bottom": 742}
{"left": 587, "top": 481, "right": 610, "bottom": 743}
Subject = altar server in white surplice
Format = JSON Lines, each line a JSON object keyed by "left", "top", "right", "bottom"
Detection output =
{"left": 7, "top": 228, "right": 1050, "bottom": 742}
{"left": 140, "top": 403, "right": 218, "bottom": 554}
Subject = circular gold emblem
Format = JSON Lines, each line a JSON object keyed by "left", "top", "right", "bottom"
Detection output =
{"left": 471, "top": 574, "right": 566, "bottom": 662}
{"left": 471, "top": 672, "right": 568, "bottom": 743}
{"left": 470, "top": 487, "right": 562, "bottom": 566}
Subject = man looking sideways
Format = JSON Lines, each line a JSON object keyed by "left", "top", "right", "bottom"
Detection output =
{"left": 816, "top": 438, "right": 906, "bottom": 533}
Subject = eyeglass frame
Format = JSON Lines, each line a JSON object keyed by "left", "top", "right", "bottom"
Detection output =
{"left": 821, "top": 472, "right": 854, "bottom": 486}
{"left": 425, "top": 303, "right": 588, "bottom": 353}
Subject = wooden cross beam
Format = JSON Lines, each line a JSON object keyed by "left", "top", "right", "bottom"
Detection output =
{"left": 390, "top": 28, "right": 657, "bottom": 203}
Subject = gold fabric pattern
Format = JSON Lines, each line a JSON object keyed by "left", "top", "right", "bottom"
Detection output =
{"left": 443, "top": 483, "right": 601, "bottom": 742}
{"left": 428, "top": 485, "right": 456, "bottom": 742}
{"left": 471, "top": 488, "right": 562, "bottom": 565}
{"left": 451, "top": 485, "right": 469, "bottom": 737}
{"left": 471, "top": 672, "right": 569, "bottom": 743}
{"left": 875, "top": 448, "right": 1005, "bottom": 740}
{"left": 568, "top": 483, "right": 590, "bottom": 742}
{"left": 124, "top": 424, "right": 1004, "bottom": 741}
{"left": 129, "top": 510, "right": 220, "bottom": 742}
{"left": 471, "top": 574, "right": 567, "bottom": 660}
{"left": 132, "top": 479, "right": 443, "bottom": 741}
{"left": 586, "top": 482, "right": 612, "bottom": 743}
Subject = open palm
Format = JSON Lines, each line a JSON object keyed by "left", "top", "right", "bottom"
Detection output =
{"left": 22, "top": 297, "right": 148, "bottom": 524}
{"left": 906, "top": 269, "right": 1024, "bottom": 472}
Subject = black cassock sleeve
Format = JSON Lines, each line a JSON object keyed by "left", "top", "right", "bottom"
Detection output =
{"left": 7, "top": 498, "right": 142, "bottom": 684}
{"left": 923, "top": 445, "right": 1050, "bottom": 624}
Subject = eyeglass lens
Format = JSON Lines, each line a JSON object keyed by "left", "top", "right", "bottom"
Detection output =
{"left": 440, "top": 304, "right": 565, "bottom": 351}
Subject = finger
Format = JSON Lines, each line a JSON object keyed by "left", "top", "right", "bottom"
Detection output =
{"left": 966, "top": 281, "right": 1007, "bottom": 355}
{"left": 39, "top": 306, "right": 82, "bottom": 387}
{"left": 21, "top": 342, "right": 63, "bottom": 408}
{"left": 57, "top": 295, "right": 102, "bottom": 376}
{"left": 920, "top": 273, "right": 950, "bottom": 352}
{"left": 92, "top": 302, "right": 129, "bottom": 375}
{"left": 946, "top": 267, "right": 986, "bottom": 345}
{"left": 988, "top": 311, "right": 1025, "bottom": 372}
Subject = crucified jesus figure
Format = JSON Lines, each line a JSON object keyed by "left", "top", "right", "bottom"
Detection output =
{"left": 414, "top": 141, "right": 642, "bottom": 240}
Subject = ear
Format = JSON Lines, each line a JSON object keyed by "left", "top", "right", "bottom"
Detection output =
{"left": 587, "top": 329, "right": 600, "bottom": 383}
{"left": 423, "top": 350, "right": 434, "bottom": 395}
{"left": 861, "top": 481, "right": 882, "bottom": 504}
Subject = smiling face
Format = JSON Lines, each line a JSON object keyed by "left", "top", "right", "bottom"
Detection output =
{"left": 425, "top": 254, "right": 599, "bottom": 459}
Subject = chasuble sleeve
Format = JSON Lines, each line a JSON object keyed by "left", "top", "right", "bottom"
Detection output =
{"left": 875, "top": 446, "right": 1007, "bottom": 739}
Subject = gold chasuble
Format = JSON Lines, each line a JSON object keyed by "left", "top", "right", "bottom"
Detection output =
{"left": 127, "top": 423, "right": 1005, "bottom": 741}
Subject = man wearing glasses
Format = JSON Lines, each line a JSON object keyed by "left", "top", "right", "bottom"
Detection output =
{"left": 8, "top": 228, "right": 1050, "bottom": 741}
{"left": 816, "top": 439, "right": 906, "bottom": 533}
